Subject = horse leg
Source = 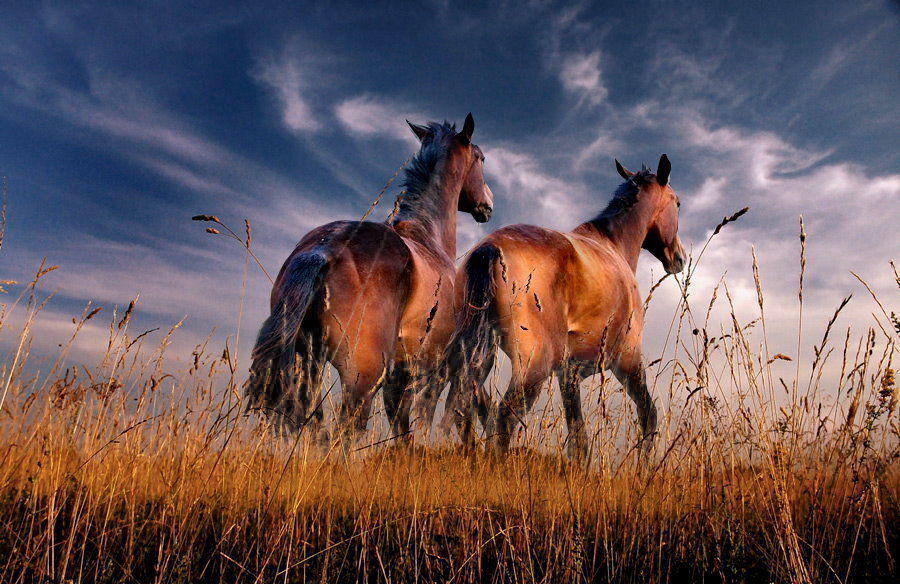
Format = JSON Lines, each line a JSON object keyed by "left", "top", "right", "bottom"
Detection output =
{"left": 337, "top": 364, "right": 387, "bottom": 449}
{"left": 331, "top": 330, "right": 395, "bottom": 450}
{"left": 557, "top": 361, "right": 588, "bottom": 461}
{"left": 442, "top": 379, "right": 477, "bottom": 448}
{"left": 382, "top": 361, "right": 414, "bottom": 441}
{"left": 612, "top": 356, "right": 658, "bottom": 451}
{"left": 492, "top": 368, "right": 551, "bottom": 455}
{"left": 412, "top": 367, "right": 445, "bottom": 438}
{"left": 441, "top": 348, "right": 495, "bottom": 448}
{"left": 407, "top": 361, "right": 449, "bottom": 439}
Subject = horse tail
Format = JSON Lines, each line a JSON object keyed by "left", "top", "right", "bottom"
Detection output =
{"left": 245, "top": 252, "right": 329, "bottom": 430}
{"left": 443, "top": 244, "right": 501, "bottom": 399}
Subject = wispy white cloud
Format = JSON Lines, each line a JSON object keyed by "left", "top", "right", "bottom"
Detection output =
{"left": 678, "top": 116, "right": 832, "bottom": 185}
{"left": 252, "top": 45, "right": 325, "bottom": 133}
{"left": 648, "top": 48, "right": 743, "bottom": 107}
{"left": 807, "top": 22, "right": 888, "bottom": 90}
{"left": 0, "top": 60, "right": 268, "bottom": 204}
{"left": 572, "top": 130, "right": 625, "bottom": 172}
{"left": 558, "top": 51, "right": 607, "bottom": 106}
{"left": 0, "top": 30, "right": 365, "bottom": 235}
{"left": 689, "top": 176, "right": 727, "bottom": 212}
{"left": 77, "top": 79, "right": 236, "bottom": 166}
{"left": 6, "top": 235, "right": 261, "bottom": 322}
{"left": 540, "top": 5, "right": 610, "bottom": 109}
{"left": 334, "top": 95, "right": 423, "bottom": 145}
{"left": 137, "top": 157, "right": 244, "bottom": 198}
{"left": 484, "top": 146, "right": 588, "bottom": 230}
{"left": 809, "top": 44, "right": 851, "bottom": 87}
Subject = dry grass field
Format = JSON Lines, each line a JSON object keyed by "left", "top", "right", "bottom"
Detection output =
{"left": 1, "top": 220, "right": 897, "bottom": 583}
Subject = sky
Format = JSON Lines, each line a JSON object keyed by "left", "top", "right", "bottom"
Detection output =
{"left": 1, "top": 1, "right": 898, "bottom": 405}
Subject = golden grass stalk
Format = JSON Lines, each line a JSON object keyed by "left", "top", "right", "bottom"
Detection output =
{"left": 1, "top": 214, "right": 897, "bottom": 583}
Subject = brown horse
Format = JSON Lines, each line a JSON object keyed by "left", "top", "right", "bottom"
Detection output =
{"left": 436, "top": 155, "right": 684, "bottom": 458}
{"left": 245, "top": 114, "right": 493, "bottom": 444}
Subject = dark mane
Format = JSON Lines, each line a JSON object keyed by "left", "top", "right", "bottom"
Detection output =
{"left": 591, "top": 168, "right": 655, "bottom": 225}
{"left": 389, "top": 121, "right": 457, "bottom": 228}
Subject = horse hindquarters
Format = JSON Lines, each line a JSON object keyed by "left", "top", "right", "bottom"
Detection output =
{"left": 316, "top": 248, "right": 410, "bottom": 443}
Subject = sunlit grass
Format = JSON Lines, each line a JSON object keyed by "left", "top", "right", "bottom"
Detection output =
{"left": 0, "top": 223, "right": 897, "bottom": 583}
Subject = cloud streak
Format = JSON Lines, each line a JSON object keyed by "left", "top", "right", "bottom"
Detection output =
{"left": 484, "top": 146, "right": 590, "bottom": 230}
{"left": 558, "top": 51, "right": 608, "bottom": 107}
{"left": 252, "top": 44, "right": 326, "bottom": 134}
{"left": 334, "top": 95, "right": 423, "bottom": 145}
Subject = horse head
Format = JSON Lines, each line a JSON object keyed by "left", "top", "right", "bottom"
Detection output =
{"left": 407, "top": 113, "right": 493, "bottom": 223}
{"left": 617, "top": 154, "right": 686, "bottom": 274}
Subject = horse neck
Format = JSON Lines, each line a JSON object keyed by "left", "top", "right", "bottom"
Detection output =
{"left": 392, "top": 167, "right": 460, "bottom": 258}
{"left": 581, "top": 193, "right": 655, "bottom": 273}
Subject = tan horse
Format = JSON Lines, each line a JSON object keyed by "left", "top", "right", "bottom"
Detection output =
{"left": 245, "top": 114, "right": 493, "bottom": 444}
{"left": 436, "top": 155, "right": 684, "bottom": 458}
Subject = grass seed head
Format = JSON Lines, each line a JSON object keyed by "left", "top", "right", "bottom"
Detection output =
{"left": 192, "top": 214, "right": 221, "bottom": 223}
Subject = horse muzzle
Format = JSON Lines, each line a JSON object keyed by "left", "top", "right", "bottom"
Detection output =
{"left": 665, "top": 242, "right": 687, "bottom": 274}
{"left": 666, "top": 254, "right": 685, "bottom": 274}
{"left": 471, "top": 203, "right": 493, "bottom": 223}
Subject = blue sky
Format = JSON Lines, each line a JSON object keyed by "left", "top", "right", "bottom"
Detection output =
{"left": 1, "top": 1, "right": 898, "bottom": 381}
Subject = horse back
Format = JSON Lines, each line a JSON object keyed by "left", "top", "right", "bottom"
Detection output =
{"left": 394, "top": 236, "right": 458, "bottom": 362}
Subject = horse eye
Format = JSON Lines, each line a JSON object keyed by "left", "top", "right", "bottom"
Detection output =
{"left": 676, "top": 201, "right": 681, "bottom": 208}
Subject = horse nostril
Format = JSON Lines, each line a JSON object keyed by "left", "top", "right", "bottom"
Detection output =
{"left": 473, "top": 204, "right": 492, "bottom": 223}
{"left": 666, "top": 252, "right": 686, "bottom": 274}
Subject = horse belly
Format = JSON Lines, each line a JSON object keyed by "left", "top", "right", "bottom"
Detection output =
{"left": 565, "top": 298, "right": 639, "bottom": 369}
{"left": 566, "top": 329, "right": 616, "bottom": 369}
{"left": 395, "top": 260, "right": 456, "bottom": 364}
{"left": 396, "top": 303, "right": 454, "bottom": 363}
{"left": 494, "top": 254, "right": 566, "bottom": 368}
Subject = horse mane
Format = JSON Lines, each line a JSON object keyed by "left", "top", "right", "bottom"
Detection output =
{"left": 389, "top": 121, "right": 457, "bottom": 228}
{"left": 591, "top": 168, "right": 656, "bottom": 225}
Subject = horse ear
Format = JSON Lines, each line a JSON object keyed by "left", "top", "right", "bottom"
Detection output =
{"left": 615, "top": 159, "right": 634, "bottom": 179}
{"left": 407, "top": 120, "right": 430, "bottom": 142}
{"left": 656, "top": 154, "right": 671, "bottom": 187}
{"left": 459, "top": 112, "right": 475, "bottom": 145}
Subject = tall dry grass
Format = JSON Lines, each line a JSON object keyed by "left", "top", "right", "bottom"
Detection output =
{"left": 0, "top": 212, "right": 897, "bottom": 583}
